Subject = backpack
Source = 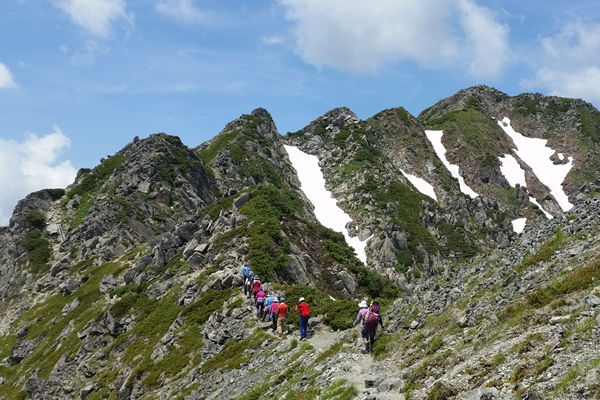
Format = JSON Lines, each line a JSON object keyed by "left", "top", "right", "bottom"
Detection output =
{"left": 364, "top": 310, "right": 379, "bottom": 328}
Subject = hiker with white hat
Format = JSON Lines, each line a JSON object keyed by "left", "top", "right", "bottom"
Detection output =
{"left": 353, "top": 300, "right": 369, "bottom": 349}
{"left": 295, "top": 297, "right": 310, "bottom": 340}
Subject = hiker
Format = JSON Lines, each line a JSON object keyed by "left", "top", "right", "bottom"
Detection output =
{"left": 295, "top": 297, "right": 310, "bottom": 340}
{"left": 244, "top": 272, "right": 254, "bottom": 298}
{"left": 251, "top": 275, "right": 262, "bottom": 301}
{"left": 264, "top": 293, "right": 275, "bottom": 321}
{"left": 352, "top": 300, "right": 369, "bottom": 347}
{"left": 256, "top": 289, "right": 266, "bottom": 319}
{"left": 269, "top": 297, "right": 280, "bottom": 331}
{"left": 362, "top": 301, "right": 384, "bottom": 353}
{"left": 241, "top": 265, "right": 251, "bottom": 295}
{"left": 276, "top": 298, "right": 288, "bottom": 337}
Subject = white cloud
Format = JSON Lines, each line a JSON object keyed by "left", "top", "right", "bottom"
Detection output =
{"left": 156, "top": 0, "right": 209, "bottom": 24}
{"left": 279, "top": 0, "right": 510, "bottom": 77}
{"left": 0, "top": 63, "right": 17, "bottom": 89}
{"left": 457, "top": 0, "right": 511, "bottom": 78}
{"left": 0, "top": 128, "right": 77, "bottom": 226}
{"left": 523, "top": 21, "right": 600, "bottom": 105}
{"left": 262, "top": 35, "right": 285, "bottom": 46}
{"left": 52, "top": 0, "right": 133, "bottom": 38}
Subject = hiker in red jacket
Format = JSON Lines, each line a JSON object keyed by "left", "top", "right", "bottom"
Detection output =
{"left": 251, "top": 276, "right": 262, "bottom": 301}
{"left": 295, "top": 297, "right": 310, "bottom": 340}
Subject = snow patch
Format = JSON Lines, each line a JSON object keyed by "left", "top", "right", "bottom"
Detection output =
{"left": 499, "top": 154, "right": 526, "bottom": 187}
{"left": 498, "top": 152, "right": 553, "bottom": 219}
{"left": 529, "top": 196, "right": 554, "bottom": 220}
{"left": 498, "top": 117, "right": 573, "bottom": 212}
{"left": 511, "top": 217, "right": 527, "bottom": 234}
{"left": 424, "top": 130, "right": 478, "bottom": 199}
{"left": 399, "top": 169, "right": 437, "bottom": 201}
{"left": 283, "top": 145, "right": 368, "bottom": 263}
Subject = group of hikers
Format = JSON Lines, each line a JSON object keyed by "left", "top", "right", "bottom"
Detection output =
{"left": 240, "top": 264, "right": 384, "bottom": 351}
{"left": 240, "top": 264, "right": 310, "bottom": 339}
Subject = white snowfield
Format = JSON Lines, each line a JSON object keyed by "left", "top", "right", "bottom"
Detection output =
{"left": 497, "top": 117, "right": 573, "bottom": 212}
{"left": 511, "top": 217, "right": 527, "bottom": 234}
{"left": 424, "top": 130, "right": 479, "bottom": 198}
{"left": 283, "top": 145, "right": 368, "bottom": 263}
{"left": 399, "top": 169, "right": 437, "bottom": 201}
{"left": 499, "top": 154, "right": 526, "bottom": 187}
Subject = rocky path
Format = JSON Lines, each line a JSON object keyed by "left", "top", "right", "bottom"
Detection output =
{"left": 303, "top": 326, "right": 401, "bottom": 399}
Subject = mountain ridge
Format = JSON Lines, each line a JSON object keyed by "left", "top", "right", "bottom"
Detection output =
{"left": 0, "top": 86, "right": 599, "bottom": 399}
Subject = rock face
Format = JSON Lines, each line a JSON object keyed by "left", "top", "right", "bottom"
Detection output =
{"left": 0, "top": 89, "right": 599, "bottom": 399}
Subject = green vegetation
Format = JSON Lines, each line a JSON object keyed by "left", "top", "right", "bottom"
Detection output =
{"left": 372, "top": 331, "right": 399, "bottom": 359}
{"left": 278, "top": 284, "right": 358, "bottom": 330}
{"left": 202, "top": 192, "right": 237, "bottom": 220}
{"left": 338, "top": 124, "right": 382, "bottom": 176}
{"left": 106, "top": 287, "right": 234, "bottom": 393}
{"left": 426, "top": 106, "right": 505, "bottom": 154}
{"left": 578, "top": 108, "right": 600, "bottom": 143}
{"left": 318, "top": 226, "right": 400, "bottom": 300}
{"left": 25, "top": 210, "right": 46, "bottom": 229}
{"left": 201, "top": 115, "right": 285, "bottom": 188}
{"left": 513, "top": 96, "right": 539, "bottom": 116}
{"left": 333, "top": 127, "right": 352, "bottom": 147}
{"left": 63, "top": 153, "right": 127, "bottom": 228}
{"left": 0, "top": 262, "right": 126, "bottom": 398}
{"left": 20, "top": 228, "right": 51, "bottom": 274}
{"left": 240, "top": 185, "right": 300, "bottom": 279}
{"left": 427, "top": 335, "right": 444, "bottom": 355}
{"left": 367, "top": 179, "right": 437, "bottom": 262}
{"left": 554, "top": 364, "right": 581, "bottom": 394}
{"left": 425, "top": 381, "right": 456, "bottom": 400}
{"left": 155, "top": 134, "right": 202, "bottom": 184}
{"left": 19, "top": 210, "right": 53, "bottom": 274}
{"left": 536, "top": 355, "right": 554, "bottom": 375}
{"left": 114, "top": 196, "right": 133, "bottom": 224}
{"left": 517, "top": 228, "right": 565, "bottom": 273}
{"left": 321, "top": 379, "right": 358, "bottom": 400}
{"left": 200, "top": 125, "right": 245, "bottom": 163}
{"left": 202, "top": 330, "right": 272, "bottom": 372}
{"left": 527, "top": 257, "right": 600, "bottom": 307}
{"left": 512, "top": 333, "right": 543, "bottom": 354}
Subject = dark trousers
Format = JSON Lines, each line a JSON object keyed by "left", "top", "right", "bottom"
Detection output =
{"left": 362, "top": 326, "right": 377, "bottom": 351}
{"left": 271, "top": 313, "right": 278, "bottom": 331}
{"left": 256, "top": 302, "right": 264, "bottom": 318}
{"left": 299, "top": 315, "right": 309, "bottom": 339}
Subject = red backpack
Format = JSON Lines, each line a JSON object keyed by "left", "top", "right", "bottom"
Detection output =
{"left": 364, "top": 308, "right": 379, "bottom": 328}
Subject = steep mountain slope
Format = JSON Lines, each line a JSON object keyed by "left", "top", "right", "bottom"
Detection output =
{"left": 0, "top": 108, "right": 397, "bottom": 399}
{"left": 284, "top": 107, "right": 514, "bottom": 286}
{"left": 420, "top": 85, "right": 600, "bottom": 222}
{"left": 0, "top": 87, "right": 598, "bottom": 400}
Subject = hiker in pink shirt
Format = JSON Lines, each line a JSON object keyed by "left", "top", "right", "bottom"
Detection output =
{"left": 255, "top": 289, "right": 266, "bottom": 319}
{"left": 269, "top": 297, "right": 280, "bottom": 332}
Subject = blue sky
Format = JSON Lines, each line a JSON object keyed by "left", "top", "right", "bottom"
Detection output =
{"left": 1, "top": 0, "right": 600, "bottom": 225}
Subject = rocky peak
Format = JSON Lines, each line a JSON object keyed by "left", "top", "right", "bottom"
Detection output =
{"left": 321, "top": 107, "right": 359, "bottom": 127}
{"left": 419, "top": 85, "right": 509, "bottom": 121}
{"left": 250, "top": 107, "right": 275, "bottom": 127}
